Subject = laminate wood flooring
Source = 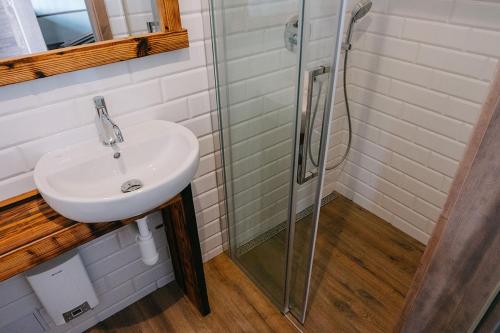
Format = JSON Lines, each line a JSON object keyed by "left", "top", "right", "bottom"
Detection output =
{"left": 87, "top": 254, "right": 297, "bottom": 333}
{"left": 238, "top": 195, "right": 425, "bottom": 332}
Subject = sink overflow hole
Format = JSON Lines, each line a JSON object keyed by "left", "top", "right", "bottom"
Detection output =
{"left": 121, "top": 179, "right": 143, "bottom": 193}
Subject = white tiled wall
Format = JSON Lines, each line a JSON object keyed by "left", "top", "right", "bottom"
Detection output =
{"left": 210, "top": 0, "right": 299, "bottom": 246}
{"left": 211, "top": 0, "right": 348, "bottom": 246}
{"left": 212, "top": 0, "right": 499, "bottom": 247}
{"left": 0, "top": 1, "right": 223, "bottom": 332}
{"left": 334, "top": 0, "right": 500, "bottom": 244}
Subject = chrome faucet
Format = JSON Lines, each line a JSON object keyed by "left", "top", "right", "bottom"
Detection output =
{"left": 93, "top": 96, "right": 124, "bottom": 146}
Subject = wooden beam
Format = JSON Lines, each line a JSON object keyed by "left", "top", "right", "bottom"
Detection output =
{"left": 0, "top": 190, "right": 181, "bottom": 282}
{"left": 161, "top": 185, "right": 211, "bottom": 316}
{"left": 157, "top": 0, "right": 182, "bottom": 31}
{"left": 0, "top": 189, "right": 39, "bottom": 209}
{"left": 396, "top": 65, "right": 500, "bottom": 332}
{"left": 0, "top": 31, "right": 188, "bottom": 86}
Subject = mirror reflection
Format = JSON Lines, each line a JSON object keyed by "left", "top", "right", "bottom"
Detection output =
{"left": 0, "top": 0, "right": 160, "bottom": 58}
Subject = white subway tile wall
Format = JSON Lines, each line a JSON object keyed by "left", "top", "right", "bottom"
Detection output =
{"left": 201, "top": 0, "right": 500, "bottom": 249}
{"left": 215, "top": 0, "right": 350, "bottom": 246}
{"left": 0, "top": 1, "right": 222, "bottom": 332}
{"left": 334, "top": 0, "right": 500, "bottom": 244}
{"left": 213, "top": 0, "right": 299, "bottom": 246}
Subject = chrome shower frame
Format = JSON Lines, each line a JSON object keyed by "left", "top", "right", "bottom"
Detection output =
{"left": 283, "top": 0, "right": 349, "bottom": 322}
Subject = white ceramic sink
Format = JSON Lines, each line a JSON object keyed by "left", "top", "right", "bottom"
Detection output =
{"left": 34, "top": 120, "right": 199, "bottom": 223}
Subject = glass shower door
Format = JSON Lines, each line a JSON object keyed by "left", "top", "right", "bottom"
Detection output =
{"left": 211, "top": 0, "right": 305, "bottom": 308}
{"left": 210, "top": 0, "right": 347, "bottom": 321}
{"left": 286, "top": 0, "right": 347, "bottom": 322}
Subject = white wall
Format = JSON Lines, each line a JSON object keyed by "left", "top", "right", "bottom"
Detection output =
{"left": 333, "top": 0, "right": 500, "bottom": 244}
{"left": 0, "top": 0, "right": 222, "bottom": 332}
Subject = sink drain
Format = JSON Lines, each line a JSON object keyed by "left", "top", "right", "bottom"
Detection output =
{"left": 121, "top": 179, "right": 143, "bottom": 193}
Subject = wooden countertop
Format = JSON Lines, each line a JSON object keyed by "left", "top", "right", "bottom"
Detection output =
{"left": 0, "top": 190, "right": 181, "bottom": 282}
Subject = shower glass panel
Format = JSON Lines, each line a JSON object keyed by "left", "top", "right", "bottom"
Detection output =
{"left": 210, "top": 0, "right": 303, "bottom": 307}
{"left": 288, "top": 0, "right": 346, "bottom": 321}
{"left": 209, "top": 0, "right": 346, "bottom": 320}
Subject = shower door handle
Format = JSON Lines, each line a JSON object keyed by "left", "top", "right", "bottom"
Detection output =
{"left": 297, "top": 65, "right": 330, "bottom": 185}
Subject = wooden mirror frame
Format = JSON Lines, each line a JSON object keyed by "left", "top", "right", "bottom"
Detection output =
{"left": 0, "top": 0, "right": 188, "bottom": 86}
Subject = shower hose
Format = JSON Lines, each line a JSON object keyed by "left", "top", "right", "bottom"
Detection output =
{"left": 308, "top": 49, "right": 352, "bottom": 171}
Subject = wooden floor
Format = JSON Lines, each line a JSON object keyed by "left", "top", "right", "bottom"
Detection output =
{"left": 87, "top": 254, "right": 297, "bottom": 333}
{"left": 89, "top": 195, "right": 425, "bottom": 333}
{"left": 239, "top": 194, "right": 425, "bottom": 332}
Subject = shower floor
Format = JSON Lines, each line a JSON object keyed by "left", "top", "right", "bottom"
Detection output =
{"left": 238, "top": 194, "right": 425, "bottom": 332}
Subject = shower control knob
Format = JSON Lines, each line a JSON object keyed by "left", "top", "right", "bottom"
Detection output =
{"left": 284, "top": 15, "right": 299, "bottom": 52}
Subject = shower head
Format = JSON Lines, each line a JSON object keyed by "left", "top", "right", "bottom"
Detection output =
{"left": 351, "top": 0, "right": 372, "bottom": 23}
{"left": 343, "top": 0, "right": 372, "bottom": 49}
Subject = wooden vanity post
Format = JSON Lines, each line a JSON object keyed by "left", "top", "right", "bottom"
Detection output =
{"left": 161, "top": 185, "right": 211, "bottom": 316}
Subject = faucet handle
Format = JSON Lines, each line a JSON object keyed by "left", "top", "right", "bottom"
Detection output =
{"left": 113, "top": 124, "right": 124, "bottom": 143}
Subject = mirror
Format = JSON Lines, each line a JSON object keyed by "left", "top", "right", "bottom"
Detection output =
{"left": 0, "top": 0, "right": 161, "bottom": 58}
{"left": 0, "top": 0, "right": 188, "bottom": 86}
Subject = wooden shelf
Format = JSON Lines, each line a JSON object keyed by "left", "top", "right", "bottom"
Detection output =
{"left": 0, "top": 190, "right": 180, "bottom": 282}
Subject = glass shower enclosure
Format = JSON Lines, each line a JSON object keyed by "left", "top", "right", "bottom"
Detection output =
{"left": 209, "top": 0, "right": 347, "bottom": 322}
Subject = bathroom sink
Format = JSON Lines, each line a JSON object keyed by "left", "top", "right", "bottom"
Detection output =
{"left": 34, "top": 120, "right": 199, "bottom": 223}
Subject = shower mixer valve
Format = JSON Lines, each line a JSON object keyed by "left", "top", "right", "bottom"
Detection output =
{"left": 284, "top": 15, "right": 298, "bottom": 52}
